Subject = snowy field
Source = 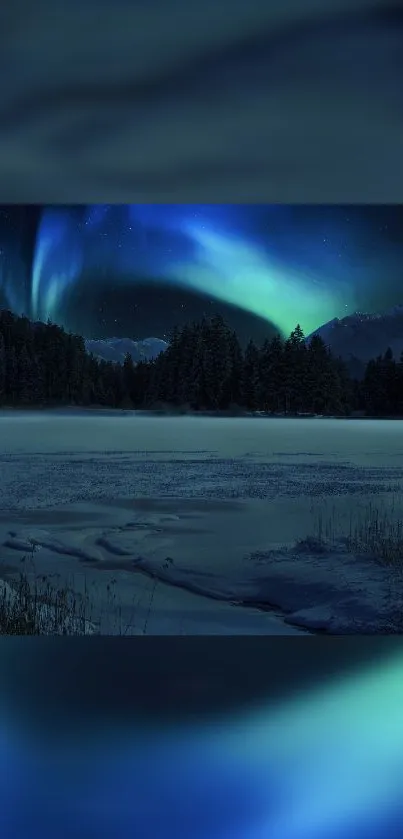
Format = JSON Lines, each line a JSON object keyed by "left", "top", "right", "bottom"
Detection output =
{"left": 1, "top": 409, "right": 403, "bottom": 634}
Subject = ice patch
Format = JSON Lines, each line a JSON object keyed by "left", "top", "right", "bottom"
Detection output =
{"left": 3, "top": 530, "right": 104, "bottom": 564}
{"left": 2, "top": 414, "right": 403, "bottom": 634}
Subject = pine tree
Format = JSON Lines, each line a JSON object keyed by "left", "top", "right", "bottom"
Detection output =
{"left": 224, "top": 329, "right": 244, "bottom": 408}
{"left": 306, "top": 335, "right": 337, "bottom": 414}
{"left": 0, "top": 333, "right": 5, "bottom": 404}
{"left": 281, "top": 325, "right": 307, "bottom": 414}
{"left": 123, "top": 352, "right": 136, "bottom": 404}
{"left": 5, "top": 345, "right": 18, "bottom": 403}
{"left": 258, "top": 335, "right": 284, "bottom": 413}
{"left": 242, "top": 339, "right": 260, "bottom": 411}
{"left": 333, "top": 356, "right": 353, "bottom": 415}
{"left": 382, "top": 348, "right": 399, "bottom": 414}
{"left": 202, "top": 315, "right": 232, "bottom": 409}
{"left": 175, "top": 324, "right": 197, "bottom": 406}
{"left": 362, "top": 358, "right": 380, "bottom": 414}
{"left": 65, "top": 334, "right": 84, "bottom": 404}
{"left": 134, "top": 360, "right": 152, "bottom": 407}
{"left": 186, "top": 325, "right": 206, "bottom": 409}
{"left": 158, "top": 325, "right": 180, "bottom": 404}
{"left": 16, "top": 345, "right": 36, "bottom": 403}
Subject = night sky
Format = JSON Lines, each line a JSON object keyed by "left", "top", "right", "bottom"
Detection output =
{"left": 0, "top": 204, "right": 403, "bottom": 345}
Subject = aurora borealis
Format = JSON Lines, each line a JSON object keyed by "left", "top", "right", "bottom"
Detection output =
{"left": 1, "top": 204, "right": 403, "bottom": 342}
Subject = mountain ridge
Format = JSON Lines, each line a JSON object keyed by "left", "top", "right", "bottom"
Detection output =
{"left": 306, "top": 304, "right": 403, "bottom": 377}
{"left": 84, "top": 336, "right": 169, "bottom": 364}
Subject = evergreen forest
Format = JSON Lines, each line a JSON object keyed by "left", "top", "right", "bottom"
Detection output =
{"left": 1, "top": 309, "right": 402, "bottom": 417}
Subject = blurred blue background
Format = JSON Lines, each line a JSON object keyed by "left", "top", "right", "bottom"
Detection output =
{"left": 1, "top": 638, "right": 403, "bottom": 838}
{"left": 0, "top": 0, "right": 402, "bottom": 202}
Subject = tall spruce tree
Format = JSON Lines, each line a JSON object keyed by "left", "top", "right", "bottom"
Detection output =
{"left": 306, "top": 335, "right": 338, "bottom": 414}
{"left": 258, "top": 335, "right": 284, "bottom": 413}
{"left": 202, "top": 315, "right": 232, "bottom": 409}
{"left": 16, "top": 345, "right": 36, "bottom": 403}
{"left": 123, "top": 352, "right": 136, "bottom": 404}
{"left": 0, "top": 333, "right": 5, "bottom": 404}
{"left": 224, "top": 329, "right": 244, "bottom": 408}
{"left": 281, "top": 325, "right": 307, "bottom": 414}
{"left": 5, "top": 345, "right": 18, "bottom": 403}
{"left": 242, "top": 339, "right": 260, "bottom": 411}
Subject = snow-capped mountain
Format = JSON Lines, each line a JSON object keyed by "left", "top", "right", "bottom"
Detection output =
{"left": 85, "top": 336, "right": 168, "bottom": 364}
{"left": 307, "top": 305, "right": 403, "bottom": 377}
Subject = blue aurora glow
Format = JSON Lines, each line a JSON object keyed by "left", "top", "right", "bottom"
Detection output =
{"left": 31, "top": 208, "right": 83, "bottom": 324}
{"left": 7, "top": 204, "right": 372, "bottom": 335}
{"left": 2, "top": 649, "right": 403, "bottom": 838}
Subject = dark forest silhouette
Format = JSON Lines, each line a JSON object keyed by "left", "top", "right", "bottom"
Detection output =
{"left": 0, "top": 309, "right": 402, "bottom": 417}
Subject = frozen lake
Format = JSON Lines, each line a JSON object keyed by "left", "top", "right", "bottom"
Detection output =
{"left": 1, "top": 410, "right": 403, "bottom": 634}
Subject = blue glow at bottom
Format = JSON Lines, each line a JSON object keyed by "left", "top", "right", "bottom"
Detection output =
{"left": 1, "top": 650, "right": 403, "bottom": 838}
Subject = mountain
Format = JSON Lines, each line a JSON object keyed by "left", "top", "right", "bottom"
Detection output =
{"left": 306, "top": 306, "right": 403, "bottom": 378}
{"left": 85, "top": 336, "right": 169, "bottom": 364}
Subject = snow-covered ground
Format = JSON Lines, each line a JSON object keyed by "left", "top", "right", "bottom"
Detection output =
{"left": 1, "top": 410, "right": 403, "bottom": 634}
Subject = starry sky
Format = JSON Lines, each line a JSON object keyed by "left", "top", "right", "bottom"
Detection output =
{"left": 0, "top": 204, "right": 403, "bottom": 344}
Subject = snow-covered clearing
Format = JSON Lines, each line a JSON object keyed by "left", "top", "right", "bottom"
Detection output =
{"left": 1, "top": 409, "right": 403, "bottom": 634}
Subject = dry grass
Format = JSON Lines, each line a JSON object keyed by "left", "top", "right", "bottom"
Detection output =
{"left": 310, "top": 496, "right": 403, "bottom": 568}
{"left": 345, "top": 504, "right": 403, "bottom": 567}
{"left": 0, "top": 550, "right": 95, "bottom": 634}
{"left": 0, "top": 546, "right": 156, "bottom": 635}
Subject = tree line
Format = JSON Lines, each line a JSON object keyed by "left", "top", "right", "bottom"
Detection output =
{"left": 0, "top": 308, "right": 402, "bottom": 416}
